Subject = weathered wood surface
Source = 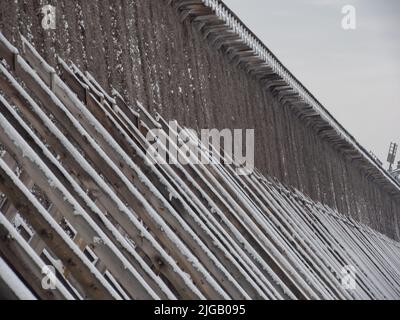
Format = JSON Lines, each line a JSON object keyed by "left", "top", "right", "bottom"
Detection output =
{"left": 0, "top": 0, "right": 399, "bottom": 239}
{"left": 0, "top": 31, "right": 400, "bottom": 299}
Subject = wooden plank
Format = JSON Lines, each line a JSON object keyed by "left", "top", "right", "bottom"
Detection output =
{"left": 46, "top": 64, "right": 245, "bottom": 300}
{"left": 0, "top": 65, "right": 190, "bottom": 300}
{"left": 65, "top": 68, "right": 273, "bottom": 299}
{"left": 0, "top": 157, "right": 116, "bottom": 299}
{"left": 0, "top": 212, "right": 74, "bottom": 300}
{"left": 0, "top": 94, "right": 156, "bottom": 300}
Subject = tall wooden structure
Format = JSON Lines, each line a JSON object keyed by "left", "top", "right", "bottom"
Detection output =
{"left": 0, "top": 0, "right": 399, "bottom": 300}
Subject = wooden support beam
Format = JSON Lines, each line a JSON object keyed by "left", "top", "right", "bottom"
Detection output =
{"left": 0, "top": 151, "right": 116, "bottom": 299}
{"left": 0, "top": 212, "right": 73, "bottom": 300}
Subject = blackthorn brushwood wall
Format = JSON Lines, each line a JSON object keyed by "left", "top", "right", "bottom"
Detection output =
{"left": 0, "top": 0, "right": 399, "bottom": 239}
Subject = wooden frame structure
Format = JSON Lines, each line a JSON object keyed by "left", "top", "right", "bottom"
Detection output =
{"left": 0, "top": 31, "right": 399, "bottom": 300}
{"left": 167, "top": 0, "right": 400, "bottom": 198}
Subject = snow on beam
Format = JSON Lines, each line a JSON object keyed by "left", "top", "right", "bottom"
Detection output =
{"left": 0, "top": 212, "right": 74, "bottom": 300}
{"left": 44, "top": 61, "right": 245, "bottom": 300}
{"left": 0, "top": 32, "right": 18, "bottom": 70}
{"left": 0, "top": 63, "right": 201, "bottom": 300}
{"left": 0, "top": 89, "right": 176, "bottom": 299}
{"left": 17, "top": 50, "right": 229, "bottom": 299}
{"left": 0, "top": 95, "right": 157, "bottom": 300}
{"left": 63, "top": 66, "right": 272, "bottom": 299}
{"left": 0, "top": 256, "right": 36, "bottom": 300}
{"left": 147, "top": 111, "right": 317, "bottom": 299}
{"left": 0, "top": 31, "right": 399, "bottom": 300}
{"left": 177, "top": 122, "right": 353, "bottom": 299}
{"left": 170, "top": 119, "right": 341, "bottom": 299}
{"left": 0, "top": 156, "right": 118, "bottom": 299}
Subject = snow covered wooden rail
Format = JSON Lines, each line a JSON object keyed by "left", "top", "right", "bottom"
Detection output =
{"left": 0, "top": 0, "right": 397, "bottom": 242}
{"left": 0, "top": 33, "right": 400, "bottom": 300}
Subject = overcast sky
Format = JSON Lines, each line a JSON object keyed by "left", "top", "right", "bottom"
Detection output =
{"left": 224, "top": 0, "right": 400, "bottom": 166}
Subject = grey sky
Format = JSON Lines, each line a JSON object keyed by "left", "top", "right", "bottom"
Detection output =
{"left": 224, "top": 0, "right": 400, "bottom": 166}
